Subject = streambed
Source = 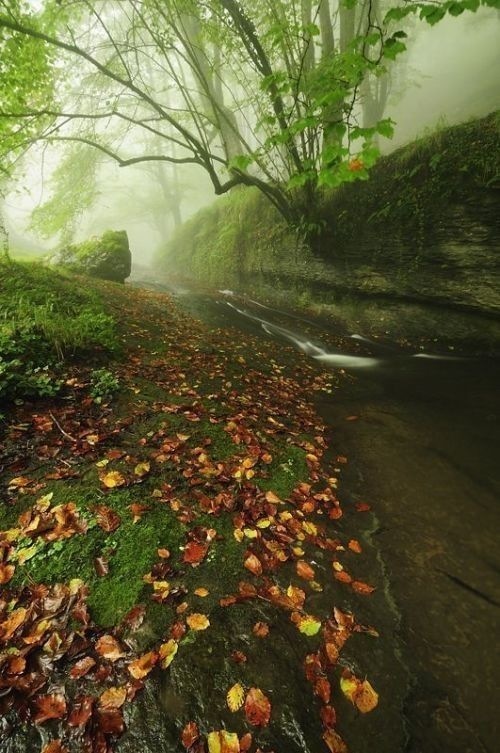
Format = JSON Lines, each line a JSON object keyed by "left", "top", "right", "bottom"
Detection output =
{"left": 138, "top": 281, "right": 500, "bottom": 753}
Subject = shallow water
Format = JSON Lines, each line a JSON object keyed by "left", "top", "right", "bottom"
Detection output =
{"left": 145, "top": 282, "right": 500, "bottom": 753}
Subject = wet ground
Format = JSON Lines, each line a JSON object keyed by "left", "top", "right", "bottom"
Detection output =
{"left": 138, "top": 281, "right": 500, "bottom": 753}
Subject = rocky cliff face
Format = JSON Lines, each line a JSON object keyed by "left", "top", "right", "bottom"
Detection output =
{"left": 161, "top": 113, "right": 500, "bottom": 348}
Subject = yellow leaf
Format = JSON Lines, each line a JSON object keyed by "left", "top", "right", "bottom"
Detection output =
{"left": 194, "top": 587, "right": 209, "bottom": 597}
{"left": 96, "top": 459, "right": 109, "bottom": 468}
{"left": 302, "top": 521, "right": 317, "bottom": 536}
{"left": 101, "top": 471, "right": 126, "bottom": 488}
{"left": 186, "top": 613, "right": 210, "bottom": 631}
{"left": 295, "top": 614, "right": 322, "bottom": 636}
{"left": 256, "top": 518, "right": 272, "bottom": 529}
{"left": 243, "top": 528, "right": 258, "bottom": 539}
{"left": 207, "top": 731, "right": 240, "bottom": 753}
{"left": 233, "top": 529, "right": 244, "bottom": 543}
{"left": 340, "top": 676, "right": 358, "bottom": 703}
{"left": 134, "top": 461, "right": 150, "bottom": 477}
{"left": 227, "top": 682, "right": 245, "bottom": 712}
{"left": 158, "top": 639, "right": 178, "bottom": 669}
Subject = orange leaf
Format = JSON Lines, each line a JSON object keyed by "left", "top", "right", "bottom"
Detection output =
{"left": 244, "top": 553, "right": 262, "bottom": 576}
{"left": 244, "top": 687, "right": 271, "bottom": 726}
{"left": 194, "top": 587, "right": 209, "bottom": 597}
{"left": 41, "top": 742, "right": 69, "bottom": 753}
{"left": 99, "top": 686, "right": 127, "bottom": 709}
{"left": 0, "top": 607, "right": 27, "bottom": 641}
{"left": 128, "top": 651, "right": 157, "bottom": 679}
{"left": 296, "top": 560, "right": 315, "bottom": 581}
{"left": 186, "top": 613, "right": 210, "bottom": 631}
{"left": 0, "top": 563, "right": 15, "bottom": 584}
{"left": 158, "top": 639, "right": 178, "bottom": 669}
{"left": 240, "top": 733, "right": 252, "bottom": 752}
{"left": 348, "top": 539, "right": 362, "bottom": 554}
{"left": 351, "top": 580, "right": 375, "bottom": 595}
{"left": 323, "top": 728, "right": 348, "bottom": 753}
{"left": 252, "top": 621, "right": 269, "bottom": 638}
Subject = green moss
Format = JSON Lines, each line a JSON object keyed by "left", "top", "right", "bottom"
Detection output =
{"left": 258, "top": 443, "right": 308, "bottom": 500}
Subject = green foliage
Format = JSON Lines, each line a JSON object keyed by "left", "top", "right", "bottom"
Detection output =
{"left": 89, "top": 368, "right": 120, "bottom": 403}
{"left": 0, "top": 259, "right": 117, "bottom": 399}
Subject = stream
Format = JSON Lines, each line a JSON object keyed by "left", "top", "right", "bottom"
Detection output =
{"left": 135, "top": 280, "right": 500, "bottom": 753}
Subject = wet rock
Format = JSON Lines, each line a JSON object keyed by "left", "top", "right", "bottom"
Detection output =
{"left": 57, "top": 230, "right": 132, "bottom": 283}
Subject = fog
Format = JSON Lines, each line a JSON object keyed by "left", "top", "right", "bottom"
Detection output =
{"left": 3, "top": 6, "right": 499, "bottom": 267}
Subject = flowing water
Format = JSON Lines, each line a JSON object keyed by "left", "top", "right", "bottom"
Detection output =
{"left": 135, "top": 281, "right": 500, "bottom": 753}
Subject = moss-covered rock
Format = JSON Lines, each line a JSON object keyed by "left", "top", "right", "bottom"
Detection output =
{"left": 158, "top": 112, "right": 500, "bottom": 319}
{"left": 58, "top": 229, "right": 131, "bottom": 282}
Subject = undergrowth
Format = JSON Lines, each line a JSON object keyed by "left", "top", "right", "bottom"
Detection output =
{"left": 0, "top": 259, "right": 117, "bottom": 400}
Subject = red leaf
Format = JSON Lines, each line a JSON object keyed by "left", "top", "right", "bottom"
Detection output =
{"left": 244, "top": 687, "right": 271, "bottom": 727}
{"left": 351, "top": 580, "right": 376, "bottom": 595}
{"left": 183, "top": 541, "right": 209, "bottom": 565}
{"left": 181, "top": 721, "right": 200, "bottom": 749}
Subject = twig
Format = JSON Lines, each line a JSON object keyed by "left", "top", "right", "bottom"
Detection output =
{"left": 49, "top": 412, "right": 77, "bottom": 443}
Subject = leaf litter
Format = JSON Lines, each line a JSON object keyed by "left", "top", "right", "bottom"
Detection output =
{"left": 0, "top": 282, "right": 380, "bottom": 752}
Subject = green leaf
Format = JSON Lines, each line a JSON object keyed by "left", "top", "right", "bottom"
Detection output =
{"left": 228, "top": 154, "right": 253, "bottom": 172}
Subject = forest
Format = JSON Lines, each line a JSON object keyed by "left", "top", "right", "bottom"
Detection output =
{"left": 0, "top": 2, "right": 499, "bottom": 753}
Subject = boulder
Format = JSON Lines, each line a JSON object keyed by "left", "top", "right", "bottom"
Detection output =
{"left": 58, "top": 230, "right": 131, "bottom": 283}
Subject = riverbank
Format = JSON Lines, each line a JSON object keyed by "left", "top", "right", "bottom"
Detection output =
{"left": 0, "top": 269, "right": 404, "bottom": 753}
{"left": 157, "top": 112, "right": 500, "bottom": 346}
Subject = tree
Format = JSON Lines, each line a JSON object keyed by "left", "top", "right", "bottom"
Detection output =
{"left": 0, "top": 0, "right": 496, "bottom": 244}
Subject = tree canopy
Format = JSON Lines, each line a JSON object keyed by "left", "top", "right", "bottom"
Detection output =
{"left": 0, "top": 0, "right": 497, "bottom": 235}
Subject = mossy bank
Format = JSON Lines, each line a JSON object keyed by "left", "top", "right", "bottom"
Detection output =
{"left": 158, "top": 112, "right": 500, "bottom": 351}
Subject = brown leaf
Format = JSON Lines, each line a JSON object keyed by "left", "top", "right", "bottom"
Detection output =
{"left": 95, "top": 505, "right": 121, "bottom": 533}
{"left": 68, "top": 695, "right": 94, "bottom": 727}
{"left": 240, "top": 733, "right": 253, "bottom": 752}
{"left": 94, "top": 556, "right": 109, "bottom": 577}
{"left": 34, "top": 693, "right": 67, "bottom": 724}
{"left": 0, "top": 563, "right": 15, "bottom": 584}
{"left": 41, "top": 742, "right": 69, "bottom": 753}
{"left": 244, "top": 687, "right": 271, "bottom": 727}
{"left": 244, "top": 553, "right": 262, "bottom": 576}
{"left": 323, "top": 728, "right": 348, "bottom": 753}
{"left": 129, "top": 503, "right": 151, "bottom": 523}
{"left": 348, "top": 539, "right": 362, "bottom": 554}
{"left": 0, "top": 607, "right": 28, "bottom": 641}
{"left": 70, "top": 656, "right": 96, "bottom": 679}
{"left": 95, "top": 634, "right": 126, "bottom": 661}
{"left": 181, "top": 721, "right": 200, "bottom": 749}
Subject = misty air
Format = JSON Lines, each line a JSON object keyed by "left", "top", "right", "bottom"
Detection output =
{"left": 0, "top": 2, "right": 499, "bottom": 753}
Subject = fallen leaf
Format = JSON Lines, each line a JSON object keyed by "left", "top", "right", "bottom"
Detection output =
{"left": 340, "top": 672, "right": 378, "bottom": 713}
{"left": 186, "top": 613, "right": 210, "bottom": 631}
{"left": 227, "top": 682, "right": 245, "bottom": 712}
{"left": 100, "top": 471, "right": 126, "bottom": 488}
{"left": 134, "top": 461, "right": 151, "bottom": 477}
{"left": 70, "top": 656, "right": 96, "bottom": 679}
{"left": 252, "top": 621, "right": 269, "bottom": 638}
{"left": 95, "top": 505, "right": 121, "bottom": 532}
{"left": 34, "top": 693, "right": 67, "bottom": 724}
{"left": 244, "top": 687, "right": 271, "bottom": 727}
{"left": 323, "top": 728, "right": 348, "bottom": 753}
{"left": 158, "top": 639, "right": 178, "bottom": 669}
{"left": 244, "top": 553, "right": 262, "bottom": 576}
{"left": 68, "top": 695, "right": 94, "bottom": 727}
{"left": 181, "top": 721, "right": 200, "bottom": 749}
{"left": 296, "top": 560, "right": 315, "bottom": 581}
{"left": 183, "top": 540, "right": 209, "bottom": 565}
{"left": 128, "top": 651, "right": 157, "bottom": 679}
{"left": 95, "top": 634, "right": 126, "bottom": 661}
{"left": 99, "top": 686, "right": 127, "bottom": 709}
{"left": 292, "top": 612, "right": 322, "bottom": 636}
{"left": 194, "top": 587, "right": 209, "bottom": 597}
{"left": 240, "top": 733, "right": 252, "bottom": 752}
{"left": 0, "top": 563, "right": 15, "bottom": 584}
{"left": 348, "top": 539, "right": 362, "bottom": 554}
{"left": 351, "top": 580, "right": 375, "bottom": 595}
{"left": 207, "top": 730, "right": 240, "bottom": 753}
{"left": 41, "top": 742, "right": 69, "bottom": 753}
